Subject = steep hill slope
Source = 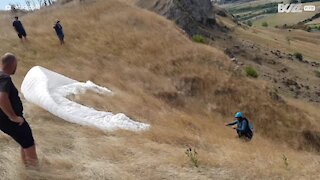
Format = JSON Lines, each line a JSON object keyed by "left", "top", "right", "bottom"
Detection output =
{"left": 137, "top": 0, "right": 320, "bottom": 105}
{"left": 0, "top": 0, "right": 319, "bottom": 179}
{"left": 213, "top": 14, "right": 320, "bottom": 104}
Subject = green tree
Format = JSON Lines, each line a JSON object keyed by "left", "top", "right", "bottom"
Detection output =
{"left": 262, "top": 22, "right": 268, "bottom": 27}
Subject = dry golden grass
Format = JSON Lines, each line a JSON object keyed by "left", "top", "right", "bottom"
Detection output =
{"left": 0, "top": 0, "right": 319, "bottom": 179}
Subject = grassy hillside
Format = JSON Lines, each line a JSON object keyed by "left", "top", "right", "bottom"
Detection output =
{"left": 0, "top": 0, "right": 319, "bottom": 179}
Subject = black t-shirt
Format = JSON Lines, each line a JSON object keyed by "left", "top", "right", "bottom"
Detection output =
{"left": 0, "top": 72, "right": 23, "bottom": 119}
{"left": 53, "top": 23, "right": 63, "bottom": 35}
{"left": 13, "top": 20, "right": 25, "bottom": 33}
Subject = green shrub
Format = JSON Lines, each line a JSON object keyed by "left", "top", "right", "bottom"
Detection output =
{"left": 245, "top": 66, "right": 258, "bottom": 78}
{"left": 192, "top": 35, "right": 205, "bottom": 43}
{"left": 294, "top": 52, "right": 303, "bottom": 61}
{"left": 246, "top": 20, "right": 253, "bottom": 27}
{"left": 262, "top": 22, "right": 268, "bottom": 27}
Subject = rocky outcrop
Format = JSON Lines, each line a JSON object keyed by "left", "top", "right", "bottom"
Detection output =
{"left": 137, "top": 0, "right": 216, "bottom": 35}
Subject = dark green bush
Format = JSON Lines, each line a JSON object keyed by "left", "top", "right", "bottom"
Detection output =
{"left": 192, "top": 35, "right": 205, "bottom": 43}
{"left": 246, "top": 20, "right": 253, "bottom": 27}
{"left": 294, "top": 52, "right": 303, "bottom": 61}
{"left": 245, "top": 66, "right": 259, "bottom": 78}
{"left": 262, "top": 22, "right": 268, "bottom": 27}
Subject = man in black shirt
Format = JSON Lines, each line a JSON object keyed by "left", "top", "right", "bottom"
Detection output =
{"left": 53, "top": 20, "right": 65, "bottom": 45}
{"left": 0, "top": 53, "right": 38, "bottom": 168}
{"left": 12, "top": 16, "right": 27, "bottom": 42}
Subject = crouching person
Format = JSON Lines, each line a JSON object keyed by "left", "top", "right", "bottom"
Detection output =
{"left": 225, "top": 112, "right": 253, "bottom": 140}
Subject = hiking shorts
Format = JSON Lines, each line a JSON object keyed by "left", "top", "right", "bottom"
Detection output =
{"left": 17, "top": 31, "right": 27, "bottom": 39}
{"left": 57, "top": 34, "right": 64, "bottom": 41}
{"left": 0, "top": 118, "right": 35, "bottom": 149}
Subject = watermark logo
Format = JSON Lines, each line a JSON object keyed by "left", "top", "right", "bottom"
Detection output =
{"left": 278, "top": 3, "right": 316, "bottom": 13}
{"left": 304, "top": 5, "right": 316, "bottom": 12}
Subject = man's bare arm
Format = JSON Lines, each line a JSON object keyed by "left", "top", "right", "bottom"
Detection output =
{"left": 0, "top": 92, "right": 24, "bottom": 125}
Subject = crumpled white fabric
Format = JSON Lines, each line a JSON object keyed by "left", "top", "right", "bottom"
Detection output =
{"left": 21, "top": 66, "right": 150, "bottom": 131}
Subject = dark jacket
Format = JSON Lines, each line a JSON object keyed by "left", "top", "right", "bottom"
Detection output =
{"left": 53, "top": 23, "right": 64, "bottom": 36}
{"left": 226, "top": 117, "right": 253, "bottom": 139}
{"left": 13, "top": 20, "right": 26, "bottom": 33}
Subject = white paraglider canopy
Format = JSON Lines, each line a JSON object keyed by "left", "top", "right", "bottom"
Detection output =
{"left": 21, "top": 66, "right": 150, "bottom": 131}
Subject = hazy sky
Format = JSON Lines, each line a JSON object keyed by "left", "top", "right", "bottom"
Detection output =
{"left": 0, "top": 0, "right": 41, "bottom": 10}
{"left": 0, "top": 0, "right": 26, "bottom": 10}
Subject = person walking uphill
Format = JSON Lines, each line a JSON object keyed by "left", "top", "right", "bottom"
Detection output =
{"left": 53, "top": 20, "right": 65, "bottom": 45}
{"left": 0, "top": 53, "right": 38, "bottom": 168}
{"left": 225, "top": 112, "right": 253, "bottom": 140}
{"left": 13, "top": 16, "right": 27, "bottom": 42}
